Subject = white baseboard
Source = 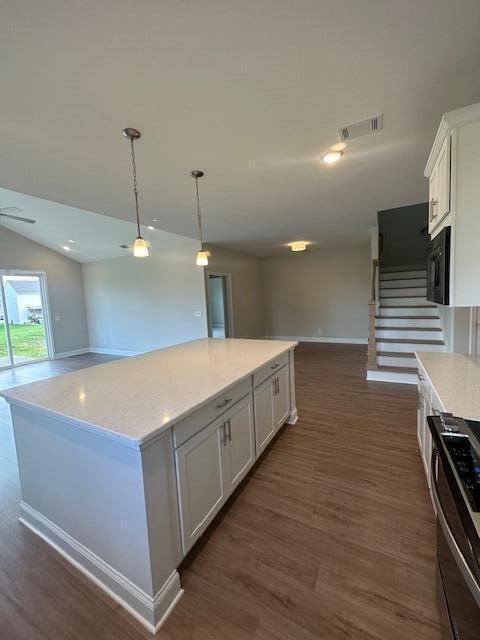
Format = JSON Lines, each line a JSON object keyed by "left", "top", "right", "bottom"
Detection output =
{"left": 55, "top": 348, "right": 90, "bottom": 359}
{"left": 19, "top": 501, "right": 183, "bottom": 633}
{"left": 89, "top": 347, "right": 141, "bottom": 357}
{"left": 267, "top": 335, "right": 368, "bottom": 345}
{"left": 287, "top": 407, "right": 298, "bottom": 425}
{"left": 366, "top": 369, "right": 417, "bottom": 385}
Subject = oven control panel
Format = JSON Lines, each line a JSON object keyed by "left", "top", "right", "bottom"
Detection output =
{"left": 442, "top": 434, "right": 480, "bottom": 512}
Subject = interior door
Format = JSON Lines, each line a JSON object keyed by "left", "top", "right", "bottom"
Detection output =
{"left": 175, "top": 418, "right": 226, "bottom": 554}
{"left": 223, "top": 395, "right": 255, "bottom": 492}
{"left": 254, "top": 376, "right": 275, "bottom": 455}
{"left": 273, "top": 366, "right": 290, "bottom": 429}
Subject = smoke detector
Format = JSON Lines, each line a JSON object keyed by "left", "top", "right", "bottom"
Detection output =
{"left": 338, "top": 114, "right": 383, "bottom": 141}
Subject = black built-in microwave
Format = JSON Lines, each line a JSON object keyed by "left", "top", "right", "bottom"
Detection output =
{"left": 427, "top": 226, "right": 450, "bottom": 305}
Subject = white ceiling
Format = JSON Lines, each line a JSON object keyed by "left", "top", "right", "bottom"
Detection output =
{"left": 0, "top": 187, "right": 195, "bottom": 263}
{"left": 1, "top": 1, "right": 480, "bottom": 256}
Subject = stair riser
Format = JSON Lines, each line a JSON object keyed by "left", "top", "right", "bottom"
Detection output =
{"left": 376, "top": 341, "right": 446, "bottom": 353}
{"left": 380, "top": 270, "right": 426, "bottom": 280}
{"left": 381, "top": 297, "right": 434, "bottom": 307}
{"left": 376, "top": 317, "right": 441, "bottom": 328}
{"left": 381, "top": 287, "right": 427, "bottom": 297}
{"left": 376, "top": 329, "right": 443, "bottom": 340}
{"left": 376, "top": 355, "right": 418, "bottom": 368}
{"left": 379, "top": 307, "right": 439, "bottom": 317}
{"left": 380, "top": 278, "right": 426, "bottom": 289}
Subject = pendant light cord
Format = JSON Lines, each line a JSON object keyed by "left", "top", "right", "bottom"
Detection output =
{"left": 129, "top": 138, "right": 141, "bottom": 238}
{"left": 195, "top": 177, "right": 204, "bottom": 248}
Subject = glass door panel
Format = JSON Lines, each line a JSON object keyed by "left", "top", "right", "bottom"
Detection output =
{"left": 1, "top": 275, "right": 48, "bottom": 366}
{"left": 0, "top": 292, "right": 12, "bottom": 368}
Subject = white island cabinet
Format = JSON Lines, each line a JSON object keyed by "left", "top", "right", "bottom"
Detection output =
{"left": 0, "top": 338, "right": 297, "bottom": 634}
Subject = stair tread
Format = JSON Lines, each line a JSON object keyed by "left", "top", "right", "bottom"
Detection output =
{"left": 379, "top": 276, "right": 426, "bottom": 280}
{"left": 379, "top": 305, "right": 436, "bottom": 308}
{"left": 380, "top": 265, "right": 426, "bottom": 273}
{"left": 375, "top": 365, "right": 418, "bottom": 374}
{"left": 377, "top": 351, "right": 416, "bottom": 358}
{"left": 375, "top": 326, "right": 442, "bottom": 331}
{"left": 375, "top": 338, "right": 444, "bottom": 345}
{"left": 380, "top": 295, "right": 427, "bottom": 299}
{"left": 376, "top": 315, "right": 440, "bottom": 320}
{"left": 380, "top": 283, "right": 426, "bottom": 287}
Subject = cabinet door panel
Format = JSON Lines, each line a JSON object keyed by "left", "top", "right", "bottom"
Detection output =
{"left": 274, "top": 366, "right": 290, "bottom": 429}
{"left": 437, "top": 134, "right": 451, "bottom": 220}
{"left": 254, "top": 377, "right": 275, "bottom": 455}
{"left": 224, "top": 396, "right": 255, "bottom": 493}
{"left": 175, "top": 420, "right": 225, "bottom": 554}
{"left": 417, "top": 384, "right": 425, "bottom": 453}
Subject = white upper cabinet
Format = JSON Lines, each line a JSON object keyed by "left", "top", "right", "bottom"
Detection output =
{"left": 425, "top": 102, "right": 480, "bottom": 306}
{"left": 428, "top": 133, "right": 451, "bottom": 234}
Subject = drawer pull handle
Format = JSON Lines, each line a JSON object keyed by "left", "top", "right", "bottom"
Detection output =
{"left": 216, "top": 398, "right": 232, "bottom": 410}
{"left": 270, "top": 364, "right": 280, "bottom": 370}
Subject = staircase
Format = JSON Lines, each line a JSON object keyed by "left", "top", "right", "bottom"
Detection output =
{"left": 367, "top": 265, "right": 446, "bottom": 384}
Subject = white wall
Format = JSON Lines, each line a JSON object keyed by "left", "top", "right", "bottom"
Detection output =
{"left": 0, "top": 226, "right": 89, "bottom": 355}
{"left": 205, "top": 245, "right": 264, "bottom": 339}
{"left": 82, "top": 240, "right": 208, "bottom": 354}
{"left": 262, "top": 243, "right": 370, "bottom": 343}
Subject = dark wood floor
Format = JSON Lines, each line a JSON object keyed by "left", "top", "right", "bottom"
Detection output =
{"left": 0, "top": 345, "right": 441, "bottom": 639}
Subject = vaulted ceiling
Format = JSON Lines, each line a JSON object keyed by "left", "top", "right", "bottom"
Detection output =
{"left": 1, "top": 0, "right": 480, "bottom": 256}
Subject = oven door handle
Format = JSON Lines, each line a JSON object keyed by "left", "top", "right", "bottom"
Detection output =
{"left": 431, "top": 449, "right": 480, "bottom": 607}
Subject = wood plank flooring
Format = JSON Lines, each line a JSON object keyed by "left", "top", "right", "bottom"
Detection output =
{"left": 0, "top": 345, "right": 442, "bottom": 639}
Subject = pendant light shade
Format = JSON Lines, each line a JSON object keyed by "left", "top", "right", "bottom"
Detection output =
{"left": 191, "top": 170, "right": 208, "bottom": 266}
{"left": 133, "top": 236, "right": 149, "bottom": 258}
{"left": 196, "top": 251, "right": 209, "bottom": 266}
{"left": 123, "top": 127, "right": 149, "bottom": 258}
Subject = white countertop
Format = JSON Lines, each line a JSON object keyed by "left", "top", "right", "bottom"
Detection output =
{"left": 0, "top": 338, "right": 296, "bottom": 448}
{"left": 416, "top": 351, "right": 480, "bottom": 420}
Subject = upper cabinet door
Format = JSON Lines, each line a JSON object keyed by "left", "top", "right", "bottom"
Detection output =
{"left": 175, "top": 418, "right": 226, "bottom": 554}
{"left": 254, "top": 377, "right": 276, "bottom": 455}
{"left": 428, "top": 134, "right": 451, "bottom": 235}
{"left": 223, "top": 395, "right": 255, "bottom": 493}
{"left": 273, "top": 366, "right": 290, "bottom": 430}
{"left": 437, "top": 134, "right": 451, "bottom": 220}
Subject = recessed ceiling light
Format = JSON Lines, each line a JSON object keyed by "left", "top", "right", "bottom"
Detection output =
{"left": 330, "top": 142, "right": 347, "bottom": 152}
{"left": 68, "top": 239, "right": 75, "bottom": 244}
{"left": 152, "top": 218, "right": 158, "bottom": 222}
{"left": 322, "top": 150, "right": 343, "bottom": 164}
{"left": 62, "top": 245, "right": 71, "bottom": 252}
{"left": 147, "top": 225, "right": 155, "bottom": 230}
{"left": 290, "top": 241, "right": 308, "bottom": 252}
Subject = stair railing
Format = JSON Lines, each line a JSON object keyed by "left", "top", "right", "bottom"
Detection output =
{"left": 367, "top": 259, "right": 379, "bottom": 370}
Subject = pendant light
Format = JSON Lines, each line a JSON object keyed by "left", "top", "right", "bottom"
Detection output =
{"left": 191, "top": 170, "right": 208, "bottom": 266}
{"left": 122, "top": 127, "right": 149, "bottom": 258}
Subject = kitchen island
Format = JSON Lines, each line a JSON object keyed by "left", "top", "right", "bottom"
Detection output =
{"left": 1, "top": 338, "right": 297, "bottom": 633}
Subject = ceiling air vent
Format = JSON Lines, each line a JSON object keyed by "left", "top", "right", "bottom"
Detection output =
{"left": 338, "top": 113, "right": 383, "bottom": 141}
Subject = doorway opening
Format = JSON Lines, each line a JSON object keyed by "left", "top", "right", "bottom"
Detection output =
{"left": 0, "top": 272, "right": 53, "bottom": 370}
{"left": 206, "top": 273, "right": 233, "bottom": 339}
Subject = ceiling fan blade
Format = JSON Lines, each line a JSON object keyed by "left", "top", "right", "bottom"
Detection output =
{"left": 0, "top": 213, "right": 36, "bottom": 224}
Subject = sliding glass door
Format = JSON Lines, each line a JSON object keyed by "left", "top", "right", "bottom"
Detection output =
{"left": 0, "top": 272, "right": 52, "bottom": 370}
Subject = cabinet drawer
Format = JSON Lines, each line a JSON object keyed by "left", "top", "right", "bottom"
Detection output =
{"left": 253, "top": 352, "right": 289, "bottom": 388}
{"left": 173, "top": 377, "right": 251, "bottom": 448}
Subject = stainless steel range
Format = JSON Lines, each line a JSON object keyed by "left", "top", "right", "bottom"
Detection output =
{"left": 428, "top": 413, "right": 480, "bottom": 639}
